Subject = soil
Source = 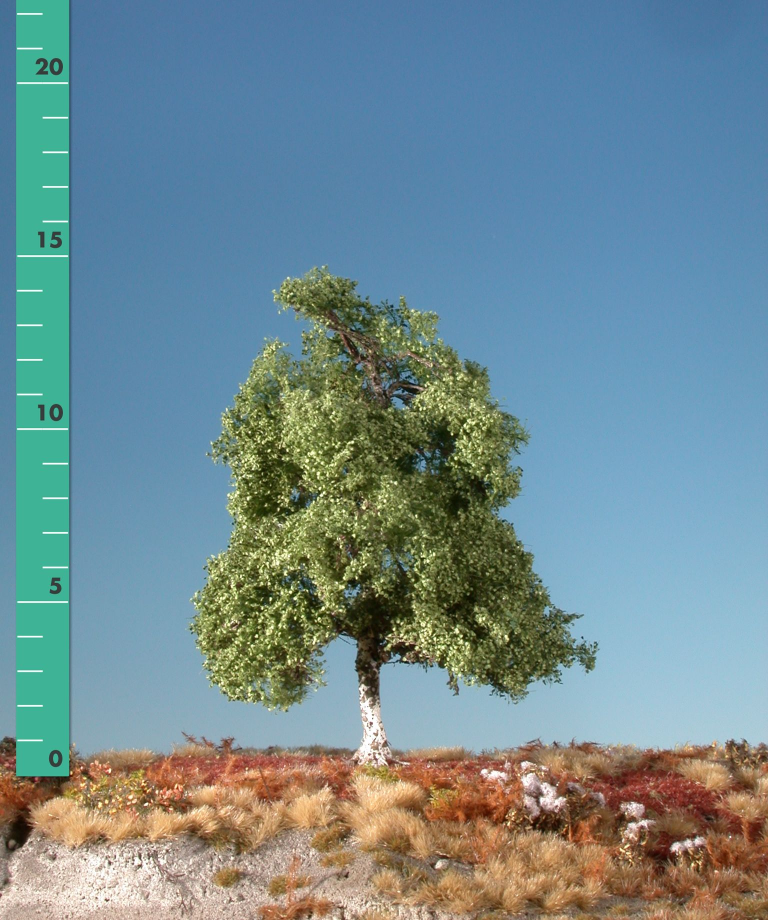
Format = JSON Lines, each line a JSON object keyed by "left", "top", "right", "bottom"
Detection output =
{"left": 0, "top": 820, "right": 473, "bottom": 920}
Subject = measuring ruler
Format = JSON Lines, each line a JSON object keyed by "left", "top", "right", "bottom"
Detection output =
{"left": 16, "top": 0, "right": 70, "bottom": 777}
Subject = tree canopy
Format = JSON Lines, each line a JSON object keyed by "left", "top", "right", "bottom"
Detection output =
{"left": 189, "top": 267, "right": 597, "bottom": 763}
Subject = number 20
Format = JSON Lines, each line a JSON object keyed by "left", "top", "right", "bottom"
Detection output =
{"left": 36, "top": 58, "right": 64, "bottom": 76}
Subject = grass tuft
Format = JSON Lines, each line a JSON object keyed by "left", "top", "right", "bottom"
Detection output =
{"left": 212, "top": 866, "right": 243, "bottom": 887}
{"left": 674, "top": 758, "right": 734, "bottom": 793}
{"left": 311, "top": 822, "right": 350, "bottom": 852}
{"left": 6, "top": 737, "right": 768, "bottom": 917}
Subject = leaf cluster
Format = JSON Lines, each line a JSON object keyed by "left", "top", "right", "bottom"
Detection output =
{"left": 63, "top": 764, "right": 189, "bottom": 818}
{"left": 189, "top": 268, "right": 597, "bottom": 710}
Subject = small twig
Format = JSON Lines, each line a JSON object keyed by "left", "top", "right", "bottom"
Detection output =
{"left": 147, "top": 851, "right": 198, "bottom": 915}
{"left": 257, "top": 764, "right": 274, "bottom": 802}
{"left": 302, "top": 866, "right": 351, "bottom": 895}
{"left": 383, "top": 850, "right": 445, "bottom": 882}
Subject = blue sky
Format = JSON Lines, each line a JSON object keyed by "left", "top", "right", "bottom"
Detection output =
{"left": 3, "top": 1, "right": 766, "bottom": 761}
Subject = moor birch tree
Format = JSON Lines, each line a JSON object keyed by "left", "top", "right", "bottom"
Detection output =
{"left": 189, "top": 267, "right": 598, "bottom": 766}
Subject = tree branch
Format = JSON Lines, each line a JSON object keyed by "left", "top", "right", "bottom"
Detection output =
{"left": 385, "top": 378, "right": 426, "bottom": 400}
{"left": 388, "top": 350, "right": 441, "bottom": 369}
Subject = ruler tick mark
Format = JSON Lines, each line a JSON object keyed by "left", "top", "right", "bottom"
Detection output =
{"left": 17, "top": 1, "right": 70, "bottom": 777}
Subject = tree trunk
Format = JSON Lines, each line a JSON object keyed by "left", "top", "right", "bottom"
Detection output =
{"left": 352, "top": 633, "right": 395, "bottom": 766}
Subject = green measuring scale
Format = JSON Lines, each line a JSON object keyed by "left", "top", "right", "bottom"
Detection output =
{"left": 16, "top": 0, "right": 70, "bottom": 777}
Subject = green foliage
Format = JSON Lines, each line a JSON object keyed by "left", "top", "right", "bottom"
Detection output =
{"left": 190, "top": 267, "right": 597, "bottom": 710}
{"left": 63, "top": 763, "right": 188, "bottom": 817}
{"left": 428, "top": 786, "right": 460, "bottom": 809}
{"left": 357, "top": 764, "right": 401, "bottom": 784}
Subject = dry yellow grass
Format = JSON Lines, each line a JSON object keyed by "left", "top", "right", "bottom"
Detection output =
{"left": 401, "top": 746, "right": 473, "bottom": 762}
{"left": 529, "top": 746, "right": 618, "bottom": 779}
{"left": 29, "top": 797, "right": 118, "bottom": 847}
{"left": 670, "top": 896, "right": 738, "bottom": 920}
{"left": 604, "top": 863, "right": 657, "bottom": 898}
{"left": 14, "top": 741, "right": 768, "bottom": 920}
{"left": 84, "top": 748, "right": 159, "bottom": 769}
{"left": 722, "top": 790, "right": 768, "bottom": 821}
{"left": 422, "top": 816, "right": 480, "bottom": 862}
{"left": 319, "top": 849, "right": 356, "bottom": 868}
{"left": 733, "top": 766, "right": 762, "bottom": 791}
{"left": 398, "top": 867, "right": 498, "bottom": 913}
{"left": 348, "top": 773, "right": 429, "bottom": 814}
{"left": 189, "top": 784, "right": 267, "bottom": 812}
{"left": 276, "top": 775, "right": 327, "bottom": 802}
{"left": 368, "top": 867, "right": 405, "bottom": 901}
{"left": 472, "top": 830, "right": 609, "bottom": 913}
{"left": 654, "top": 808, "right": 702, "bottom": 840}
{"left": 142, "top": 808, "right": 196, "bottom": 841}
{"left": 539, "top": 878, "right": 605, "bottom": 912}
{"left": 335, "top": 774, "right": 456, "bottom": 861}
{"left": 600, "top": 744, "right": 646, "bottom": 771}
{"left": 173, "top": 800, "right": 287, "bottom": 851}
{"left": 674, "top": 758, "right": 733, "bottom": 792}
{"left": 278, "top": 786, "right": 337, "bottom": 829}
{"left": 343, "top": 805, "right": 430, "bottom": 854}
{"left": 169, "top": 742, "right": 220, "bottom": 758}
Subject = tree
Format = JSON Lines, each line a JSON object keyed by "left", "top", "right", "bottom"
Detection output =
{"left": 189, "top": 267, "right": 598, "bottom": 766}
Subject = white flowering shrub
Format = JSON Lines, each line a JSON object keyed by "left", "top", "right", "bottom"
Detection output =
{"left": 619, "top": 801, "right": 646, "bottom": 820}
{"left": 616, "top": 801, "right": 657, "bottom": 866}
{"left": 622, "top": 818, "right": 656, "bottom": 843}
{"left": 482, "top": 762, "right": 605, "bottom": 836}
{"left": 669, "top": 835, "right": 708, "bottom": 871}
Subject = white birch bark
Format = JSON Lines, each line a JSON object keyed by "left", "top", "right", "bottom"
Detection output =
{"left": 352, "top": 633, "right": 394, "bottom": 766}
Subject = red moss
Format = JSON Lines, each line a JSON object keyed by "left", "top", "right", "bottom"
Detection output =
{"left": 586, "top": 769, "right": 731, "bottom": 820}
{"left": 584, "top": 768, "right": 745, "bottom": 857}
